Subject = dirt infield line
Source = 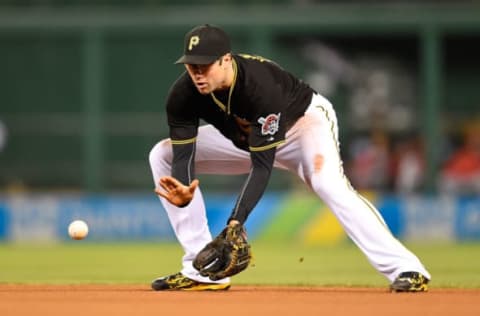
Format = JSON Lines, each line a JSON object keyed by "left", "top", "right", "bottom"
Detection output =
{"left": 1, "top": 285, "right": 479, "bottom": 316}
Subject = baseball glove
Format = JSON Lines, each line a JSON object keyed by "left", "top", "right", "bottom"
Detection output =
{"left": 193, "top": 223, "right": 252, "bottom": 281}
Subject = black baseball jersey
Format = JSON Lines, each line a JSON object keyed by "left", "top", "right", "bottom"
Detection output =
{"left": 165, "top": 53, "right": 315, "bottom": 223}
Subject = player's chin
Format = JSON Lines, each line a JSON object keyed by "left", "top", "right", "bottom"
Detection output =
{"left": 195, "top": 84, "right": 211, "bottom": 94}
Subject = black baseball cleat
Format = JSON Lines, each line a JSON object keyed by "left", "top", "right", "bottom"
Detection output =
{"left": 390, "top": 271, "right": 429, "bottom": 292}
{"left": 151, "top": 272, "right": 231, "bottom": 291}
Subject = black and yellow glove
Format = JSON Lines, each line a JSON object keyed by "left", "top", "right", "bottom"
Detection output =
{"left": 193, "top": 222, "right": 251, "bottom": 281}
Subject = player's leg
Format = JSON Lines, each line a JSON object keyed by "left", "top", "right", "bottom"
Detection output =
{"left": 276, "top": 94, "right": 431, "bottom": 289}
{"left": 148, "top": 125, "right": 251, "bottom": 288}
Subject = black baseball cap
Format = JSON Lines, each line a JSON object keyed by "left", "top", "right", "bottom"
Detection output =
{"left": 175, "top": 24, "right": 231, "bottom": 65}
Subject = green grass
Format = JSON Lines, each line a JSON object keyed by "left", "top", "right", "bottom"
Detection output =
{"left": 1, "top": 241, "right": 480, "bottom": 288}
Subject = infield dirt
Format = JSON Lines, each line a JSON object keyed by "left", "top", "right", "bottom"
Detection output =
{"left": 1, "top": 285, "right": 479, "bottom": 316}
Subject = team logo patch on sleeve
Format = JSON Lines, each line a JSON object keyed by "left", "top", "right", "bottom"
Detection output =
{"left": 258, "top": 113, "right": 281, "bottom": 136}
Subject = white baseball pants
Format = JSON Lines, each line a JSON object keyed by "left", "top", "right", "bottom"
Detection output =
{"left": 149, "top": 93, "right": 431, "bottom": 284}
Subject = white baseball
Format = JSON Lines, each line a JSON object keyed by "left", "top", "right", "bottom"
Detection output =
{"left": 68, "top": 220, "right": 89, "bottom": 240}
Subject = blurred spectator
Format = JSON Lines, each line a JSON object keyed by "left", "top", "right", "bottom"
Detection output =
{"left": 390, "top": 133, "right": 425, "bottom": 194}
{"left": 438, "top": 121, "right": 480, "bottom": 195}
{"left": 347, "top": 129, "right": 390, "bottom": 191}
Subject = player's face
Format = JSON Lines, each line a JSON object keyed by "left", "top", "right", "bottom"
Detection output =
{"left": 185, "top": 55, "right": 232, "bottom": 94}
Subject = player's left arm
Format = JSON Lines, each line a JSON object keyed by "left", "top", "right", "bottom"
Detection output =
{"left": 192, "top": 130, "right": 280, "bottom": 281}
{"left": 227, "top": 146, "right": 277, "bottom": 224}
{"left": 228, "top": 105, "right": 286, "bottom": 223}
{"left": 192, "top": 143, "right": 276, "bottom": 281}
{"left": 227, "top": 66, "right": 287, "bottom": 222}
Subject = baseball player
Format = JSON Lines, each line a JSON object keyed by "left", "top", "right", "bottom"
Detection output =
{"left": 149, "top": 24, "right": 431, "bottom": 291}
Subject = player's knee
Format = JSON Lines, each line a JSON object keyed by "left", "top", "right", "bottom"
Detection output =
{"left": 148, "top": 139, "right": 172, "bottom": 167}
{"left": 310, "top": 168, "right": 347, "bottom": 196}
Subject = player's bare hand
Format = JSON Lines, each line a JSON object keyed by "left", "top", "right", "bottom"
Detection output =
{"left": 155, "top": 176, "right": 199, "bottom": 207}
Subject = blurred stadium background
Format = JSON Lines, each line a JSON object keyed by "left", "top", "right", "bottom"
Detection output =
{"left": 0, "top": 0, "right": 479, "bottom": 255}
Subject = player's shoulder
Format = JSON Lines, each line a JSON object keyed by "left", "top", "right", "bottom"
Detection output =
{"left": 235, "top": 53, "right": 280, "bottom": 70}
{"left": 234, "top": 53, "right": 286, "bottom": 92}
{"left": 167, "top": 72, "right": 198, "bottom": 100}
{"left": 169, "top": 71, "right": 194, "bottom": 93}
{"left": 235, "top": 53, "right": 286, "bottom": 78}
{"left": 236, "top": 53, "right": 275, "bottom": 64}
{"left": 166, "top": 71, "right": 201, "bottom": 112}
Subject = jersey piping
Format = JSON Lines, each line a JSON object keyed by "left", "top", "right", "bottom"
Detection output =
{"left": 249, "top": 140, "right": 285, "bottom": 152}
{"left": 210, "top": 58, "right": 238, "bottom": 114}
{"left": 231, "top": 167, "right": 254, "bottom": 220}
{"left": 171, "top": 137, "right": 197, "bottom": 145}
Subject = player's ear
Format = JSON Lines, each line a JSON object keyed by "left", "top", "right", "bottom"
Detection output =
{"left": 220, "top": 53, "right": 232, "bottom": 64}
{"left": 219, "top": 53, "right": 232, "bottom": 68}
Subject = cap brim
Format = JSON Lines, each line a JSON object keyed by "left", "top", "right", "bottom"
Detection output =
{"left": 174, "top": 55, "right": 219, "bottom": 65}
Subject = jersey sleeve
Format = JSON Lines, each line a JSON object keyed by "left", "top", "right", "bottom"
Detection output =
{"left": 248, "top": 73, "right": 288, "bottom": 152}
{"left": 227, "top": 109, "right": 283, "bottom": 223}
{"left": 165, "top": 74, "right": 200, "bottom": 186}
{"left": 166, "top": 80, "right": 199, "bottom": 142}
{"left": 228, "top": 64, "right": 288, "bottom": 223}
{"left": 228, "top": 147, "right": 276, "bottom": 224}
{"left": 249, "top": 110, "right": 286, "bottom": 151}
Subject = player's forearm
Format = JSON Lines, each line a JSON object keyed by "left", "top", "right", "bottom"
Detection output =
{"left": 228, "top": 149, "right": 275, "bottom": 224}
{"left": 171, "top": 142, "right": 196, "bottom": 185}
{"left": 228, "top": 165, "right": 271, "bottom": 224}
